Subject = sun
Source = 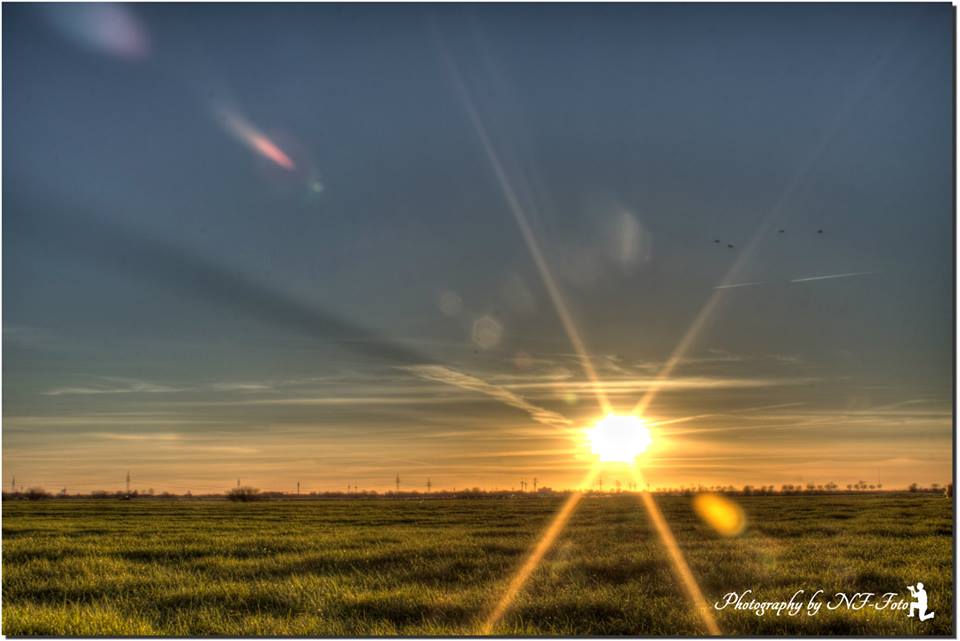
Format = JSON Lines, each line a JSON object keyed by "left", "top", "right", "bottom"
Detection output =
{"left": 587, "top": 414, "right": 653, "bottom": 463}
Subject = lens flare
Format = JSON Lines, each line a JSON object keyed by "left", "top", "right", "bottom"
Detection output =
{"left": 219, "top": 110, "right": 295, "bottom": 171}
{"left": 692, "top": 493, "right": 747, "bottom": 537}
{"left": 41, "top": 4, "right": 149, "bottom": 59}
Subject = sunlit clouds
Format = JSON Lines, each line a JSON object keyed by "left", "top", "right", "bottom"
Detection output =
{"left": 402, "top": 365, "right": 573, "bottom": 428}
{"left": 5, "top": 4, "right": 952, "bottom": 499}
{"left": 5, "top": 357, "right": 950, "bottom": 493}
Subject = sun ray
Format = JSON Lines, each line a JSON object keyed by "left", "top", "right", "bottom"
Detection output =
{"left": 435, "top": 33, "right": 610, "bottom": 416}
{"left": 631, "top": 468, "right": 721, "bottom": 635}
{"left": 479, "top": 465, "right": 600, "bottom": 634}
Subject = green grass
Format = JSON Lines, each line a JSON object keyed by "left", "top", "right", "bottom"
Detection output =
{"left": 2, "top": 494, "right": 953, "bottom": 636}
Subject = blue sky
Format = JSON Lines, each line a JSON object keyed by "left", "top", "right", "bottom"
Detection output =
{"left": 3, "top": 3, "right": 953, "bottom": 493}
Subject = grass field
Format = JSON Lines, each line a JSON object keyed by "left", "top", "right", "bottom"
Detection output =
{"left": 2, "top": 494, "right": 953, "bottom": 636}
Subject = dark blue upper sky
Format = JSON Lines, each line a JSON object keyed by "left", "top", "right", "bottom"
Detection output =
{"left": 3, "top": 3, "right": 953, "bottom": 492}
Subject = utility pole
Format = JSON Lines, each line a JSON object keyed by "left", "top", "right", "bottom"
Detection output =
{"left": 297, "top": 481, "right": 300, "bottom": 496}
{"left": 126, "top": 471, "right": 131, "bottom": 495}
{"left": 533, "top": 477, "right": 538, "bottom": 493}
{"left": 426, "top": 478, "right": 432, "bottom": 493}
{"left": 395, "top": 473, "right": 400, "bottom": 493}
{"left": 10, "top": 475, "right": 14, "bottom": 493}
{"left": 598, "top": 476, "right": 603, "bottom": 492}
{"left": 237, "top": 479, "right": 241, "bottom": 488}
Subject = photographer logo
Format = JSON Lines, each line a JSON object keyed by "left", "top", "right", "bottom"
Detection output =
{"left": 715, "top": 584, "right": 935, "bottom": 621}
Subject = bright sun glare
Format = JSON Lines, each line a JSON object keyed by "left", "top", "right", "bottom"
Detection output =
{"left": 587, "top": 414, "right": 653, "bottom": 463}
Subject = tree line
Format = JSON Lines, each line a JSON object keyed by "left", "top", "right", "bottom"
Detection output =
{"left": 3, "top": 481, "right": 952, "bottom": 501}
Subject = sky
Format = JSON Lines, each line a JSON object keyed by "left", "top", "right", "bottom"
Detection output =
{"left": 3, "top": 3, "right": 953, "bottom": 494}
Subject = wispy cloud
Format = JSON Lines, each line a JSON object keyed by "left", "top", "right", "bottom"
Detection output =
{"left": 501, "top": 376, "right": 819, "bottom": 394}
{"left": 45, "top": 378, "right": 184, "bottom": 396}
{"left": 92, "top": 432, "right": 184, "bottom": 442}
{"left": 45, "top": 378, "right": 277, "bottom": 396}
{"left": 402, "top": 365, "right": 573, "bottom": 428}
{"left": 209, "top": 382, "right": 273, "bottom": 392}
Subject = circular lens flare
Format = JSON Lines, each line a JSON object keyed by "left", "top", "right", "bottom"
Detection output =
{"left": 587, "top": 414, "right": 652, "bottom": 463}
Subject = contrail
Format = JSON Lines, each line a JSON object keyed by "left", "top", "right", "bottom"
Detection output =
{"left": 632, "top": 35, "right": 901, "bottom": 419}
{"left": 713, "top": 281, "right": 767, "bottom": 290}
{"left": 790, "top": 271, "right": 875, "bottom": 283}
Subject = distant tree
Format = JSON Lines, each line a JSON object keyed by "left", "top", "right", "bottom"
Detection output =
{"left": 909, "top": 483, "right": 919, "bottom": 493}
{"left": 227, "top": 486, "right": 261, "bottom": 502}
{"left": 25, "top": 487, "right": 49, "bottom": 501}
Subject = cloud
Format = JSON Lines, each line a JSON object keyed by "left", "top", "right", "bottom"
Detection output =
{"left": 209, "top": 382, "right": 273, "bottom": 392}
{"left": 45, "top": 378, "right": 278, "bottom": 396}
{"left": 45, "top": 378, "right": 184, "bottom": 396}
{"left": 500, "top": 375, "right": 819, "bottom": 395}
{"left": 92, "top": 432, "right": 183, "bottom": 442}
{"left": 402, "top": 365, "right": 573, "bottom": 428}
